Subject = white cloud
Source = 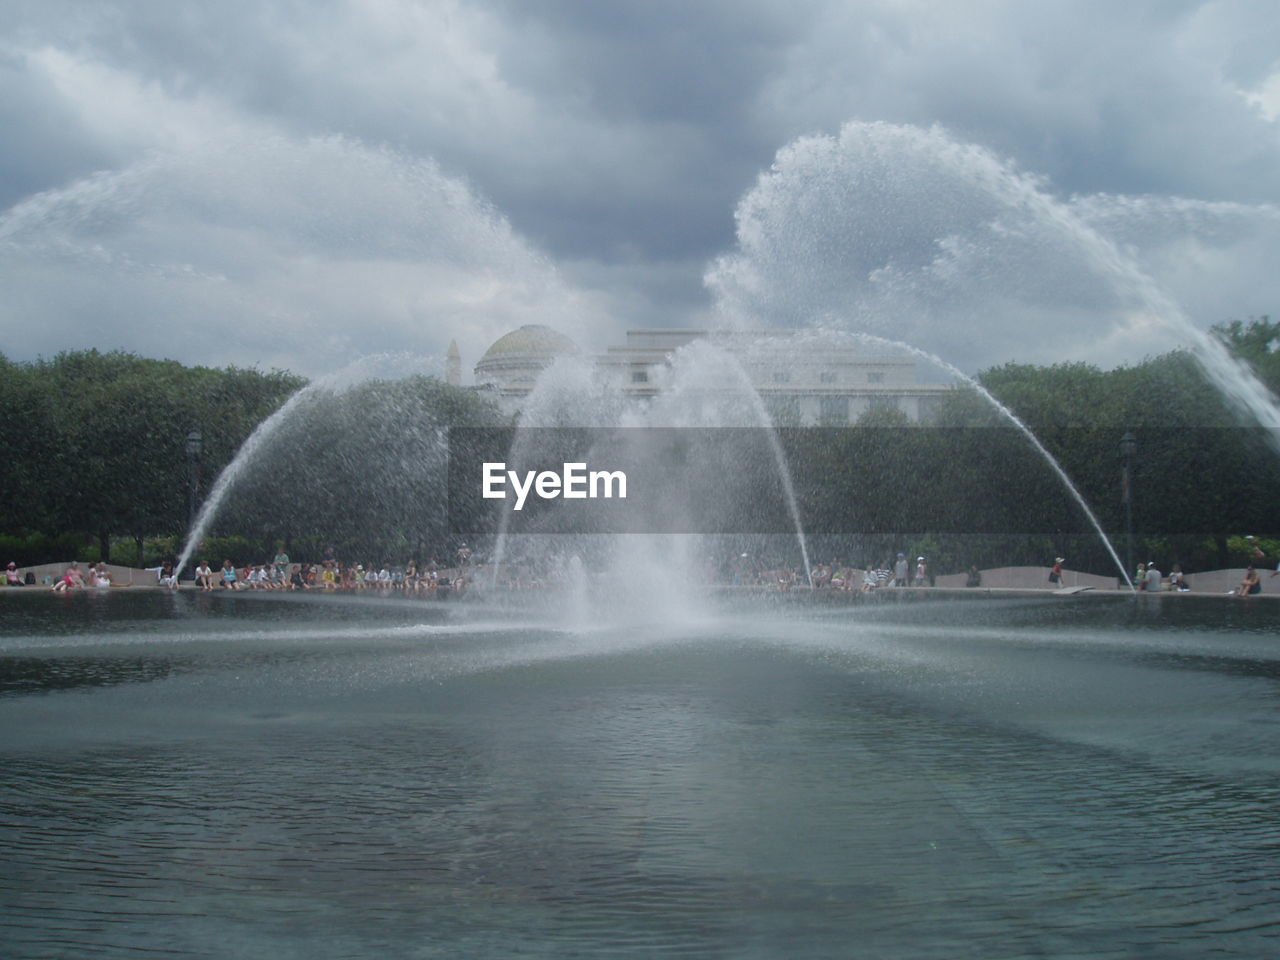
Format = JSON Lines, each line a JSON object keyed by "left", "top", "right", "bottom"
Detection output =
{"left": 23, "top": 45, "right": 253, "bottom": 158}
{"left": 706, "top": 121, "right": 1280, "bottom": 375}
{"left": 751, "top": 0, "right": 1280, "bottom": 203}
{"left": 1, "top": 0, "right": 1279, "bottom": 381}
{"left": 1240, "top": 69, "right": 1280, "bottom": 121}
{"left": 0, "top": 132, "right": 616, "bottom": 376}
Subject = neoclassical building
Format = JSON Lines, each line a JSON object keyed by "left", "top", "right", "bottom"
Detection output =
{"left": 471, "top": 325, "right": 950, "bottom": 424}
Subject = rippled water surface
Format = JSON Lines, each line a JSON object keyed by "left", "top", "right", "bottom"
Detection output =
{"left": 1, "top": 589, "right": 1277, "bottom": 958}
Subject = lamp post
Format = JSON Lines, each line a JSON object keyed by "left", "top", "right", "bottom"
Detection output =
{"left": 1120, "top": 431, "right": 1136, "bottom": 584}
{"left": 185, "top": 431, "right": 203, "bottom": 531}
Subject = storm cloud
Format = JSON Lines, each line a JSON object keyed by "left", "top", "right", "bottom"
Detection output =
{"left": 2, "top": 0, "right": 1277, "bottom": 376}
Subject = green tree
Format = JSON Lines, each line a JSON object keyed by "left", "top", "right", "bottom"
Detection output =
{"left": 1213, "top": 316, "right": 1280, "bottom": 393}
{"left": 214, "top": 375, "right": 502, "bottom": 561}
{"left": 0, "top": 350, "right": 303, "bottom": 563}
{"left": 0, "top": 354, "right": 50, "bottom": 532}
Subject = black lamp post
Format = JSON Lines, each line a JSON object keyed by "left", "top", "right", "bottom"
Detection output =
{"left": 185, "top": 431, "right": 203, "bottom": 531}
{"left": 1120, "top": 431, "right": 1136, "bottom": 583}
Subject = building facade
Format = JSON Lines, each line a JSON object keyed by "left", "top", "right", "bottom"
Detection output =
{"left": 472, "top": 325, "right": 951, "bottom": 424}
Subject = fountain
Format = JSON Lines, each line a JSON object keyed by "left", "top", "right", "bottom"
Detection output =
{"left": 6, "top": 121, "right": 1280, "bottom": 960}
{"left": 0, "top": 132, "right": 600, "bottom": 381}
{"left": 4, "top": 551, "right": 1278, "bottom": 957}
{"left": 706, "top": 121, "right": 1280, "bottom": 445}
{"left": 173, "top": 353, "right": 454, "bottom": 579}
{"left": 756, "top": 327, "right": 1135, "bottom": 588}
{"left": 486, "top": 340, "right": 815, "bottom": 606}
{"left": 138, "top": 123, "right": 1274, "bottom": 600}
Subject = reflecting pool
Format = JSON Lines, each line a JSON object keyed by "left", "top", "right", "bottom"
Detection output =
{"left": 1, "top": 590, "right": 1278, "bottom": 958}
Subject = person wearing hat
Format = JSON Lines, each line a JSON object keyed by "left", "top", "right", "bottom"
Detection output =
{"left": 1145, "top": 561, "right": 1163, "bottom": 592}
{"left": 5, "top": 562, "right": 23, "bottom": 586}
{"left": 893, "top": 553, "right": 909, "bottom": 587}
{"left": 1049, "top": 557, "right": 1065, "bottom": 585}
{"left": 913, "top": 557, "right": 927, "bottom": 587}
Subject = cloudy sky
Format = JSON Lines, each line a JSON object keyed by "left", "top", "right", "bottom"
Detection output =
{"left": 2, "top": 0, "right": 1278, "bottom": 379}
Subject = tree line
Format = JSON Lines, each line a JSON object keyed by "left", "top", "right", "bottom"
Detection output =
{"left": 2, "top": 317, "right": 1276, "bottom": 575}
{"left": 786, "top": 317, "right": 1280, "bottom": 575}
{"left": 1, "top": 351, "right": 305, "bottom": 566}
{"left": 0, "top": 350, "right": 507, "bottom": 568}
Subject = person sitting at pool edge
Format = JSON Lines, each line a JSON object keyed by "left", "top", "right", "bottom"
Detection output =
{"left": 1235, "top": 566, "right": 1261, "bottom": 597}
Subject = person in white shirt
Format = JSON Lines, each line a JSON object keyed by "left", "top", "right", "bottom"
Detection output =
{"left": 1145, "top": 562, "right": 1162, "bottom": 593}
{"left": 195, "top": 561, "right": 215, "bottom": 591}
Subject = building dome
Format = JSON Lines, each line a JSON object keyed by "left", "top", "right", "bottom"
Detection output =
{"left": 478, "top": 325, "right": 579, "bottom": 363}
{"left": 474, "top": 324, "right": 580, "bottom": 393}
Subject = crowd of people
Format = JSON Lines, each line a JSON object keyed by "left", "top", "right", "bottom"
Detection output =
{"left": 2, "top": 560, "right": 127, "bottom": 590}
{"left": 1130, "top": 560, "right": 1192, "bottom": 593}
{"left": 729, "top": 553, "right": 933, "bottom": 591}
{"left": 45, "top": 561, "right": 117, "bottom": 591}
{"left": 1132, "top": 550, "right": 1277, "bottom": 597}
{"left": 4, "top": 546, "right": 474, "bottom": 596}
{"left": 190, "top": 550, "right": 471, "bottom": 595}
{"left": 11, "top": 546, "right": 1277, "bottom": 597}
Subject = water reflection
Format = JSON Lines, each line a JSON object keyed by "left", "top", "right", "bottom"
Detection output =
{"left": 0, "top": 655, "right": 180, "bottom": 696}
{"left": 0, "top": 592, "right": 1277, "bottom": 958}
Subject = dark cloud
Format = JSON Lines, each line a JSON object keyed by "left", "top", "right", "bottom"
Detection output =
{"left": 489, "top": 0, "right": 803, "bottom": 122}
{"left": 0, "top": 135, "right": 616, "bottom": 375}
{"left": 0, "top": 51, "right": 117, "bottom": 208}
{"left": 751, "top": 1, "right": 1280, "bottom": 203}
{"left": 1, "top": 0, "right": 1277, "bottom": 379}
{"left": 706, "top": 122, "right": 1280, "bottom": 377}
